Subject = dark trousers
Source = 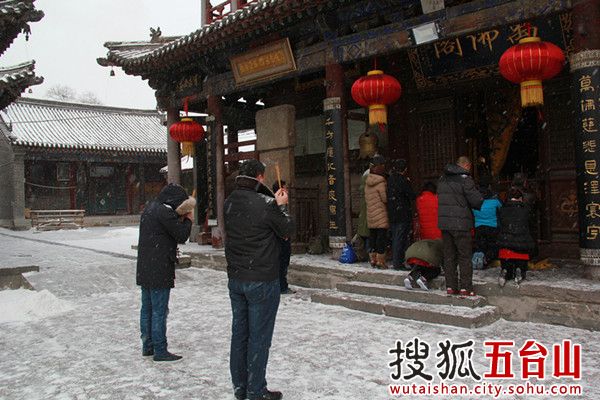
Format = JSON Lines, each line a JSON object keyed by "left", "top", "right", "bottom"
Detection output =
{"left": 409, "top": 265, "right": 441, "bottom": 281}
{"left": 278, "top": 238, "right": 292, "bottom": 293}
{"left": 369, "top": 228, "right": 387, "bottom": 254}
{"left": 228, "top": 278, "right": 280, "bottom": 400}
{"left": 390, "top": 222, "right": 411, "bottom": 268}
{"left": 474, "top": 226, "right": 499, "bottom": 262}
{"left": 140, "top": 287, "right": 171, "bottom": 356}
{"left": 500, "top": 259, "right": 528, "bottom": 280}
{"left": 442, "top": 230, "right": 473, "bottom": 291}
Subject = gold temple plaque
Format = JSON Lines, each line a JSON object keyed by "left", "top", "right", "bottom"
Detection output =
{"left": 230, "top": 38, "right": 297, "bottom": 86}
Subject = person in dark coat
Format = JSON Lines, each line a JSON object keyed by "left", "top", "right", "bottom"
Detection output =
{"left": 272, "top": 179, "right": 294, "bottom": 294}
{"left": 437, "top": 156, "right": 483, "bottom": 296}
{"left": 225, "top": 159, "right": 294, "bottom": 400}
{"left": 387, "top": 159, "right": 416, "bottom": 270}
{"left": 136, "top": 183, "right": 193, "bottom": 362}
{"left": 497, "top": 188, "right": 536, "bottom": 286}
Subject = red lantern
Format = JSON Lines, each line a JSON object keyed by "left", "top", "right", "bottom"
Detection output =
{"left": 169, "top": 98, "right": 205, "bottom": 156}
{"left": 351, "top": 69, "right": 401, "bottom": 125}
{"left": 499, "top": 36, "right": 565, "bottom": 107}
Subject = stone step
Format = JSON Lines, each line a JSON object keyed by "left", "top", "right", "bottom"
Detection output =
{"left": 311, "top": 291, "right": 500, "bottom": 328}
{"left": 336, "top": 281, "right": 487, "bottom": 308}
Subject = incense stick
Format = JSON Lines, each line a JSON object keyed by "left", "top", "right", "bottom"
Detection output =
{"left": 275, "top": 164, "right": 282, "bottom": 193}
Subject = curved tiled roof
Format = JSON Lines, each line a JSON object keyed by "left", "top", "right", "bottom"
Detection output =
{"left": 0, "top": 0, "right": 44, "bottom": 55}
{"left": 98, "top": 0, "right": 339, "bottom": 75}
{"left": 0, "top": 60, "right": 42, "bottom": 110}
{"left": 1, "top": 98, "right": 167, "bottom": 154}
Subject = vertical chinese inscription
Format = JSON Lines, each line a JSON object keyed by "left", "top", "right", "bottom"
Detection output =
{"left": 572, "top": 53, "right": 600, "bottom": 253}
{"left": 323, "top": 97, "right": 346, "bottom": 238}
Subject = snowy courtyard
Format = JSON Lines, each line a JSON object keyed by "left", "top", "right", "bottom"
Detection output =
{"left": 1, "top": 227, "right": 599, "bottom": 400}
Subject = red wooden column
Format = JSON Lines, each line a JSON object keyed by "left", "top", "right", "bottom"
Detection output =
{"left": 572, "top": 0, "right": 600, "bottom": 279}
{"left": 166, "top": 108, "right": 181, "bottom": 185}
{"left": 325, "top": 63, "right": 352, "bottom": 254}
{"left": 208, "top": 94, "right": 226, "bottom": 245}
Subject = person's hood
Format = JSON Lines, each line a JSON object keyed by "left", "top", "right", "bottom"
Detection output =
{"left": 366, "top": 173, "right": 386, "bottom": 187}
{"left": 235, "top": 175, "right": 275, "bottom": 198}
{"left": 443, "top": 163, "right": 470, "bottom": 177}
{"left": 156, "top": 183, "right": 189, "bottom": 210}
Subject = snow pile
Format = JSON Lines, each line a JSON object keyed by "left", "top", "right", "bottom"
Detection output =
{"left": 0, "top": 289, "right": 74, "bottom": 323}
{"left": 100, "top": 227, "right": 139, "bottom": 239}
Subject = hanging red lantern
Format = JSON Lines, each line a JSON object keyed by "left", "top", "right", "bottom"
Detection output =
{"left": 499, "top": 36, "right": 565, "bottom": 107}
{"left": 351, "top": 69, "right": 401, "bottom": 125}
{"left": 169, "top": 98, "right": 205, "bottom": 156}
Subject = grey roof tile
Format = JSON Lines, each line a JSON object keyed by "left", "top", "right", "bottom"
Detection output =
{"left": 1, "top": 98, "right": 167, "bottom": 153}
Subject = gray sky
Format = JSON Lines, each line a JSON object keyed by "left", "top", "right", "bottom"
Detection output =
{"left": 1, "top": 0, "right": 201, "bottom": 110}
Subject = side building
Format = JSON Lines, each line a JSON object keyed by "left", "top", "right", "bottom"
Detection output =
{"left": 0, "top": 98, "right": 168, "bottom": 229}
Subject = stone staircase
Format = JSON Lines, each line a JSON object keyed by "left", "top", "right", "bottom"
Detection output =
{"left": 311, "top": 281, "right": 500, "bottom": 328}
{"left": 184, "top": 248, "right": 600, "bottom": 331}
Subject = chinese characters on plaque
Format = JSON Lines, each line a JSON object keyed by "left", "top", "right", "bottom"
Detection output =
{"left": 574, "top": 63, "right": 600, "bottom": 247}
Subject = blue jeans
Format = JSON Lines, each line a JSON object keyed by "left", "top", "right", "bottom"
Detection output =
{"left": 228, "top": 278, "right": 280, "bottom": 400}
{"left": 140, "top": 287, "right": 171, "bottom": 356}
{"left": 390, "top": 222, "right": 411, "bottom": 268}
{"left": 278, "top": 238, "right": 292, "bottom": 292}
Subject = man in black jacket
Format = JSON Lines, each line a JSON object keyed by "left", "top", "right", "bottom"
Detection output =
{"left": 437, "top": 157, "right": 483, "bottom": 296}
{"left": 136, "top": 183, "right": 193, "bottom": 362}
{"left": 387, "top": 159, "right": 416, "bottom": 270}
{"left": 225, "top": 159, "right": 294, "bottom": 400}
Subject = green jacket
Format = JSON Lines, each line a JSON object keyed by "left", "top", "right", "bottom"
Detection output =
{"left": 405, "top": 239, "right": 443, "bottom": 267}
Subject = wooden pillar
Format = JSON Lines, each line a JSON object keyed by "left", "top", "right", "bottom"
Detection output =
{"left": 227, "top": 125, "right": 239, "bottom": 170}
{"left": 69, "top": 162, "right": 77, "bottom": 209}
{"left": 201, "top": 0, "right": 210, "bottom": 25}
{"left": 139, "top": 162, "right": 146, "bottom": 209}
{"left": 324, "top": 63, "right": 351, "bottom": 254}
{"left": 194, "top": 137, "right": 209, "bottom": 230}
{"left": 571, "top": 0, "right": 600, "bottom": 279}
{"left": 166, "top": 108, "right": 181, "bottom": 184}
{"left": 208, "top": 94, "right": 226, "bottom": 245}
{"left": 11, "top": 149, "right": 27, "bottom": 230}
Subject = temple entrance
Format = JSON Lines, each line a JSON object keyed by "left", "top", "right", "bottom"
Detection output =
{"left": 500, "top": 107, "right": 540, "bottom": 180}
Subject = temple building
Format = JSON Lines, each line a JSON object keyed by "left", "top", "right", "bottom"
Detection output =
{"left": 98, "top": 0, "right": 599, "bottom": 277}
{"left": 0, "top": 98, "right": 168, "bottom": 228}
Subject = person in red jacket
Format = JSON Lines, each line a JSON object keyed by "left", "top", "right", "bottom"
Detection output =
{"left": 416, "top": 182, "right": 442, "bottom": 240}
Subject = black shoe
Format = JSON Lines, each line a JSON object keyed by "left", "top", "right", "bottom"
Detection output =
{"left": 142, "top": 349, "right": 154, "bottom": 357}
{"left": 281, "top": 288, "right": 296, "bottom": 295}
{"left": 153, "top": 352, "right": 182, "bottom": 362}
{"left": 234, "top": 388, "right": 247, "bottom": 400}
{"left": 252, "top": 390, "right": 282, "bottom": 400}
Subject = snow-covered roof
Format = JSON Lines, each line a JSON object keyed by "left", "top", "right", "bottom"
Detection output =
{"left": 1, "top": 97, "right": 167, "bottom": 154}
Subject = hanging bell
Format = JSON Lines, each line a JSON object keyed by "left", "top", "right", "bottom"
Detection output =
{"left": 358, "top": 129, "right": 378, "bottom": 159}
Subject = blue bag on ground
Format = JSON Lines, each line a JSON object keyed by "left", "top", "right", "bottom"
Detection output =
{"left": 339, "top": 242, "right": 357, "bottom": 264}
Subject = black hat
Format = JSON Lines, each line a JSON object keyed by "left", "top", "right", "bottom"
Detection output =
{"left": 370, "top": 154, "right": 385, "bottom": 166}
{"left": 238, "top": 159, "right": 266, "bottom": 178}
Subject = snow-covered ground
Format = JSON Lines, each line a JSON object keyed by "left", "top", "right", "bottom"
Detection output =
{"left": 0, "top": 227, "right": 599, "bottom": 399}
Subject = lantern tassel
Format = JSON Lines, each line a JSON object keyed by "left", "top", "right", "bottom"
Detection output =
{"left": 520, "top": 80, "right": 544, "bottom": 107}
{"left": 368, "top": 104, "right": 387, "bottom": 125}
{"left": 182, "top": 142, "right": 195, "bottom": 157}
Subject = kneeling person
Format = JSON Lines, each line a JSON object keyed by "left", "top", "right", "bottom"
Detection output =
{"left": 404, "top": 239, "right": 443, "bottom": 291}
{"left": 497, "top": 188, "right": 535, "bottom": 286}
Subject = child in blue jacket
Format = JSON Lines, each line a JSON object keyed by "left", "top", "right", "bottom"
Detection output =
{"left": 472, "top": 176, "right": 502, "bottom": 269}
